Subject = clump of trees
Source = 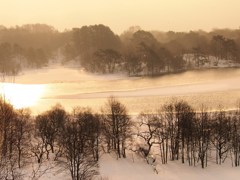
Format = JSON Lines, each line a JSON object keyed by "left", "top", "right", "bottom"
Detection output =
{"left": 0, "top": 43, "right": 22, "bottom": 75}
{"left": 64, "top": 25, "right": 240, "bottom": 76}
{"left": 0, "top": 24, "right": 70, "bottom": 74}
{"left": 1, "top": 24, "right": 240, "bottom": 76}
{"left": 101, "top": 97, "right": 132, "bottom": 158}
{"left": 0, "top": 96, "right": 133, "bottom": 180}
{"left": 1, "top": 96, "right": 240, "bottom": 179}
{"left": 136, "top": 100, "right": 240, "bottom": 169}
{"left": 0, "top": 97, "right": 32, "bottom": 179}
{"left": 60, "top": 108, "right": 99, "bottom": 180}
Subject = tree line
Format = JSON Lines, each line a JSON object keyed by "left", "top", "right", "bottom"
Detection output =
{"left": 0, "top": 96, "right": 131, "bottom": 180}
{"left": 64, "top": 25, "right": 240, "bottom": 76}
{"left": 0, "top": 24, "right": 70, "bottom": 75}
{"left": 0, "top": 96, "right": 240, "bottom": 179}
{"left": 136, "top": 101, "right": 240, "bottom": 169}
{"left": 1, "top": 24, "right": 240, "bottom": 76}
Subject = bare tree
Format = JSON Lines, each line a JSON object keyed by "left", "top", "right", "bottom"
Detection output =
{"left": 35, "top": 104, "right": 66, "bottom": 159}
{"left": 60, "top": 115, "right": 98, "bottom": 180}
{"left": 14, "top": 108, "right": 32, "bottom": 168}
{"left": 137, "top": 112, "right": 159, "bottom": 159}
{"left": 72, "top": 107, "right": 101, "bottom": 161}
{"left": 174, "top": 100, "right": 195, "bottom": 164}
{"left": 0, "top": 98, "right": 23, "bottom": 179}
{"left": 211, "top": 108, "right": 232, "bottom": 164}
{"left": 230, "top": 102, "right": 240, "bottom": 167}
{"left": 155, "top": 110, "right": 169, "bottom": 164}
{"left": 196, "top": 105, "right": 211, "bottom": 168}
{"left": 101, "top": 97, "right": 132, "bottom": 158}
{"left": 162, "top": 102, "right": 178, "bottom": 161}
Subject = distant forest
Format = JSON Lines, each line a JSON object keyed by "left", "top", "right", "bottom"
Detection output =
{"left": 0, "top": 24, "right": 240, "bottom": 76}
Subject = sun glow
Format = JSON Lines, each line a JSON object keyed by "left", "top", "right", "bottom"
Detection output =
{"left": 0, "top": 83, "right": 45, "bottom": 109}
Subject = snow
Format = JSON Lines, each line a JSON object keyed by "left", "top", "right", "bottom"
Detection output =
{"left": 13, "top": 63, "right": 128, "bottom": 84}
{"left": 98, "top": 153, "right": 240, "bottom": 180}
{"left": 183, "top": 54, "right": 240, "bottom": 68}
{"left": 99, "top": 153, "right": 158, "bottom": 180}
{"left": 1, "top": 61, "right": 240, "bottom": 179}
{"left": 1, "top": 62, "right": 239, "bottom": 114}
{"left": 34, "top": 153, "right": 240, "bottom": 180}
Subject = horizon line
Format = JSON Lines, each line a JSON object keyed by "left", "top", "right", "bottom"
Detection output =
{"left": 1, "top": 23, "right": 240, "bottom": 35}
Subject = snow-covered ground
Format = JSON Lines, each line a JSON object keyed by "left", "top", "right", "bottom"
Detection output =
{"left": 183, "top": 54, "right": 240, "bottom": 68}
{"left": 1, "top": 62, "right": 240, "bottom": 114}
{"left": 35, "top": 152, "right": 240, "bottom": 180}
{"left": 1, "top": 62, "right": 240, "bottom": 179}
{"left": 99, "top": 153, "right": 240, "bottom": 180}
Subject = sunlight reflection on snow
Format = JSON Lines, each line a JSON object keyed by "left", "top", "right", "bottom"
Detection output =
{"left": 0, "top": 83, "right": 45, "bottom": 109}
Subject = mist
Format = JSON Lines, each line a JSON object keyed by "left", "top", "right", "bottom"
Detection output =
{"left": 0, "top": 1, "right": 240, "bottom": 180}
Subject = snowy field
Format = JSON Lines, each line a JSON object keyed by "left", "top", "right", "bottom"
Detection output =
{"left": 36, "top": 152, "right": 240, "bottom": 180}
{"left": 1, "top": 63, "right": 240, "bottom": 114}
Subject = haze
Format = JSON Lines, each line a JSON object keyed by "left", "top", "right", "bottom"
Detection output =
{"left": 0, "top": 0, "right": 240, "bottom": 34}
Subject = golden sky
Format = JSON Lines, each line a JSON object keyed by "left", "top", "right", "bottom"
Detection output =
{"left": 0, "top": 0, "right": 239, "bottom": 33}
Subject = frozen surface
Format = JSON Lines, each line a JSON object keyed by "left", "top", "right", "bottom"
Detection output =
{"left": 0, "top": 63, "right": 240, "bottom": 114}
